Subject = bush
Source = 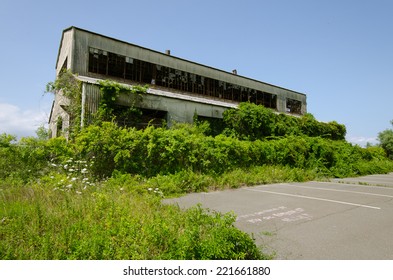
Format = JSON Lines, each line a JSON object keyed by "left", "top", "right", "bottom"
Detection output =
{"left": 378, "top": 121, "right": 393, "bottom": 160}
{"left": 70, "top": 122, "right": 392, "bottom": 179}
{"left": 222, "top": 103, "right": 346, "bottom": 140}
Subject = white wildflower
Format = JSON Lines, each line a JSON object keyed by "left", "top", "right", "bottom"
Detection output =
{"left": 148, "top": 188, "right": 153, "bottom": 191}
{"left": 76, "top": 191, "right": 82, "bottom": 195}
{"left": 66, "top": 184, "right": 73, "bottom": 189}
{"left": 71, "top": 177, "right": 77, "bottom": 182}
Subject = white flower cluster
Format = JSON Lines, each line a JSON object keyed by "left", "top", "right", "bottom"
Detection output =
{"left": 51, "top": 157, "right": 95, "bottom": 194}
{"left": 147, "top": 187, "right": 164, "bottom": 197}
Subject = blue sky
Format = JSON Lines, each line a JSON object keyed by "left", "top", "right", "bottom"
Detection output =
{"left": 0, "top": 0, "right": 392, "bottom": 145}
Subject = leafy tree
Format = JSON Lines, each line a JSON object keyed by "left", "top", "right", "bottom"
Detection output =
{"left": 35, "top": 125, "right": 49, "bottom": 140}
{"left": 378, "top": 120, "right": 393, "bottom": 159}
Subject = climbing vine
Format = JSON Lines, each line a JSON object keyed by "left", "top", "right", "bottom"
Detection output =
{"left": 46, "top": 69, "right": 82, "bottom": 138}
{"left": 96, "top": 80, "right": 147, "bottom": 126}
{"left": 47, "top": 70, "right": 148, "bottom": 137}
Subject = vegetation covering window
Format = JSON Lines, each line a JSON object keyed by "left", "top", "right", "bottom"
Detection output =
{"left": 56, "top": 116, "right": 63, "bottom": 137}
{"left": 88, "top": 46, "right": 279, "bottom": 110}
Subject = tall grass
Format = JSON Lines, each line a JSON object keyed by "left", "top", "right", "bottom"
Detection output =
{"left": 0, "top": 178, "right": 266, "bottom": 260}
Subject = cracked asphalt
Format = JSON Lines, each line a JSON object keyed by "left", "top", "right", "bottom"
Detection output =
{"left": 164, "top": 173, "right": 393, "bottom": 259}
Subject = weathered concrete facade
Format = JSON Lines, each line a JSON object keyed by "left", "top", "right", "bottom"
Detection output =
{"left": 49, "top": 26, "right": 307, "bottom": 137}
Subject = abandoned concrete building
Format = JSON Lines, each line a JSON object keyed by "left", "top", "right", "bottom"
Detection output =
{"left": 48, "top": 26, "right": 307, "bottom": 137}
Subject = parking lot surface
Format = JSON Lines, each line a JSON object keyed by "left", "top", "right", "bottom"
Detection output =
{"left": 164, "top": 173, "right": 393, "bottom": 259}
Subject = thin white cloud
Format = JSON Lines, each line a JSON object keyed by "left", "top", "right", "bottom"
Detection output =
{"left": 0, "top": 103, "right": 49, "bottom": 138}
{"left": 347, "top": 135, "right": 379, "bottom": 147}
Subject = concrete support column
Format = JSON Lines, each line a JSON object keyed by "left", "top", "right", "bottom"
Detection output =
{"left": 277, "top": 94, "right": 287, "bottom": 113}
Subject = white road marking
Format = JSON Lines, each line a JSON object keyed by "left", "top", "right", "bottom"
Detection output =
{"left": 320, "top": 181, "right": 393, "bottom": 189}
{"left": 279, "top": 183, "right": 393, "bottom": 198}
{"left": 244, "top": 188, "right": 381, "bottom": 210}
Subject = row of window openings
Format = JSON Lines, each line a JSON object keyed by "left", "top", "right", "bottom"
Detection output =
{"left": 88, "top": 47, "right": 302, "bottom": 113}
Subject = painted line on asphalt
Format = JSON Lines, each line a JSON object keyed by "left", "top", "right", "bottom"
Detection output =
{"left": 279, "top": 183, "right": 393, "bottom": 198}
{"left": 315, "top": 181, "right": 393, "bottom": 190}
{"left": 244, "top": 188, "right": 381, "bottom": 210}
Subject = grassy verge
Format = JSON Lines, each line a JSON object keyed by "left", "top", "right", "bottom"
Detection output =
{"left": 0, "top": 176, "right": 267, "bottom": 260}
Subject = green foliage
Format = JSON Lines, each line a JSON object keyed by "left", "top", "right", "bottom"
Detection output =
{"left": 223, "top": 103, "right": 347, "bottom": 140}
{"left": 378, "top": 120, "right": 393, "bottom": 160}
{"left": 0, "top": 133, "right": 71, "bottom": 183}
{"left": 1, "top": 109, "right": 392, "bottom": 260}
{"left": 0, "top": 179, "right": 266, "bottom": 260}
{"left": 46, "top": 70, "right": 82, "bottom": 137}
{"left": 71, "top": 122, "right": 391, "bottom": 179}
{"left": 223, "top": 103, "right": 276, "bottom": 140}
{"left": 96, "top": 80, "right": 147, "bottom": 125}
{"left": 35, "top": 126, "right": 49, "bottom": 141}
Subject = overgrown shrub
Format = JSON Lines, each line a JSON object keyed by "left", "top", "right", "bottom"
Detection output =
{"left": 222, "top": 103, "right": 347, "bottom": 140}
{"left": 71, "top": 122, "right": 392, "bottom": 179}
{"left": 378, "top": 120, "right": 393, "bottom": 160}
{"left": 0, "top": 133, "right": 71, "bottom": 183}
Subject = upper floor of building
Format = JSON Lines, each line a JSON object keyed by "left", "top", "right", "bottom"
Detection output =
{"left": 56, "top": 26, "right": 307, "bottom": 115}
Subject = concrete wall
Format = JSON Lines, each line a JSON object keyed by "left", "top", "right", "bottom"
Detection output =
{"left": 48, "top": 91, "right": 70, "bottom": 138}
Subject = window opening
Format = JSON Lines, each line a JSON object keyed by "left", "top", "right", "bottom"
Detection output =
{"left": 88, "top": 47, "right": 281, "bottom": 110}
{"left": 286, "top": 98, "right": 302, "bottom": 114}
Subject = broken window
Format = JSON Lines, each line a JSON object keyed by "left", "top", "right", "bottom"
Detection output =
{"left": 286, "top": 98, "right": 302, "bottom": 114}
{"left": 87, "top": 47, "right": 283, "bottom": 111}
{"left": 88, "top": 47, "right": 108, "bottom": 75}
{"left": 112, "top": 105, "right": 167, "bottom": 129}
{"left": 108, "top": 52, "right": 125, "bottom": 78}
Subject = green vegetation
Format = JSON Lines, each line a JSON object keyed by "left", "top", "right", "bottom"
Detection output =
{"left": 222, "top": 102, "right": 346, "bottom": 140}
{"left": 1, "top": 177, "right": 262, "bottom": 259}
{"left": 46, "top": 70, "right": 82, "bottom": 137}
{"left": 0, "top": 131, "right": 268, "bottom": 260}
{"left": 378, "top": 120, "right": 393, "bottom": 160}
{"left": 3, "top": 78, "right": 393, "bottom": 259}
{"left": 72, "top": 122, "right": 392, "bottom": 179}
{"left": 1, "top": 117, "right": 392, "bottom": 259}
{"left": 95, "top": 80, "right": 147, "bottom": 125}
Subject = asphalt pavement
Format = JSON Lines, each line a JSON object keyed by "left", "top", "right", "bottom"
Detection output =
{"left": 164, "top": 173, "right": 393, "bottom": 259}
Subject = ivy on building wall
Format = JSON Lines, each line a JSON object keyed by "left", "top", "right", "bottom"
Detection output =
{"left": 46, "top": 70, "right": 82, "bottom": 138}
{"left": 96, "top": 80, "right": 147, "bottom": 125}
{"left": 47, "top": 70, "right": 148, "bottom": 138}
